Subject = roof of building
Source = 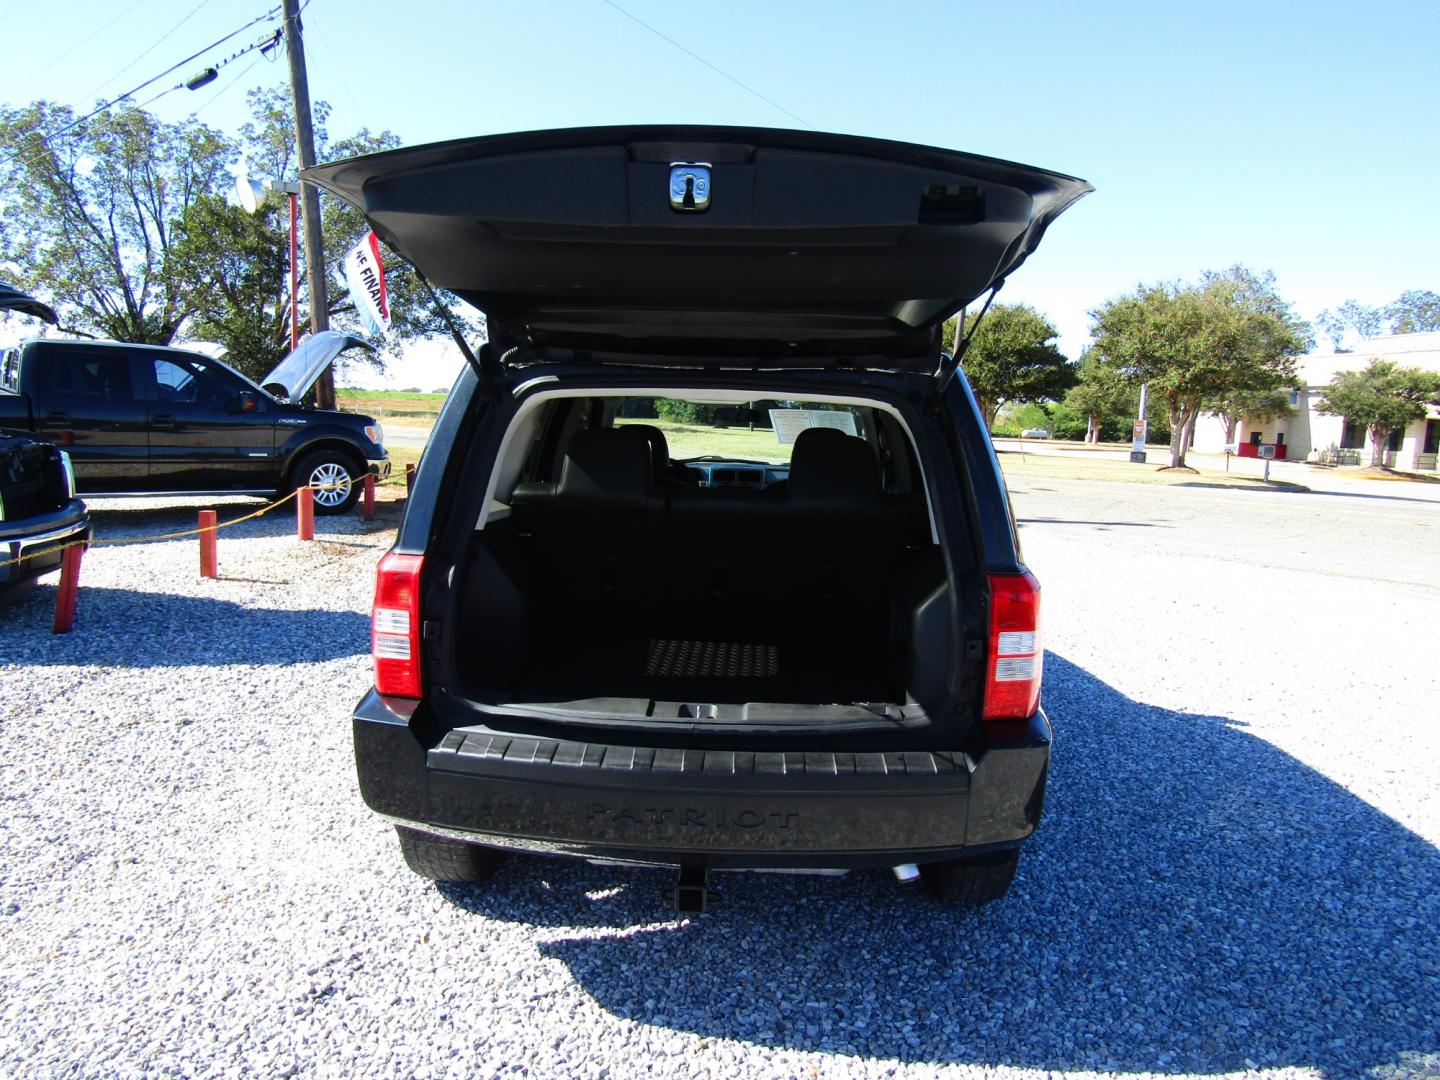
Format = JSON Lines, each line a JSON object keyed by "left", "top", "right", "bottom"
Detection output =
{"left": 1299, "top": 332, "right": 1440, "bottom": 387}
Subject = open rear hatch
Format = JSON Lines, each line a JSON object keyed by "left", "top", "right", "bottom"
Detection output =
{"left": 303, "top": 125, "right": 1091, "bottom": 364}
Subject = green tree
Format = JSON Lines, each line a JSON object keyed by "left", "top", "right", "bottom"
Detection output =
{"left": 0, "top": 101, "right": 233, "bottom": 342}
{"left": 942, "top": 303, "right": 1076, "bottom": 428}
{"left": 1316, "top": 359, "right": 1440, "bottom": 467}
{"left": 169, "top": 194, "right": 291, "bottom": 381}
{"left": 1063, "top": 347, "right": 1132, "bottom": 442}
{"left": 1205, "top": 387, "right": 1294, "bottom": 447}
{"left": 1316, "top": 290, "right": 1440, "bottom": 349}
{"left": 1384, "top": 290, "right": 1440, "bottom": 334}
{"left": 236, "top": 88, "right": 456, "bottom": 352}
{"left": 1090, "top": 267, "right": 1308, "bottom": 468}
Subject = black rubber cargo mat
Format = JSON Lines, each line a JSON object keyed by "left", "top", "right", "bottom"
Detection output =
{"left": 644, "top": 639, "right": 779, "bottom": 679}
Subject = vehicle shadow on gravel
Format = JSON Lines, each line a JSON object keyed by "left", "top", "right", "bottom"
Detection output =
{"left": 0, "top": 585, "right": 368, "bottom": 666}
{"left": 440, "top": 653, "right": 1440, "bottom": 1078}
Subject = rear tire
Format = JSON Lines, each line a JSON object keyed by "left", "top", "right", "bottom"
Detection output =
{"left": 395, "top": 826, "right": 504, "bottom": 883}
{"left": 293, "top": 450, "right": 360, "bottom": 515}
{"left": 919, "top": 849, "right": 1019, "bottom": 906}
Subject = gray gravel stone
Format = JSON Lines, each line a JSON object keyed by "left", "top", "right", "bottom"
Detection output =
{"left": 1, "top": 483, "right": 1437, "bottom": 1078}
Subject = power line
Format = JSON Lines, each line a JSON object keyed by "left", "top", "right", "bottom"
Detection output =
{"left": 7, "top": 0, "right": 149, "bottom": 98}
{"left": 74, "top": 0, "right": 219, "bottom": 109}
{"left": 15, "top": 5, "right": 281, "bottom": 153}
{"left": 135, "top": 28, "right": 282, "bottom": 111}
{"left": 597, "top": 0, "right": 813, "bottom": 129}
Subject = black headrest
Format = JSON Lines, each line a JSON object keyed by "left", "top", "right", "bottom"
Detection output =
{"left": 788, "top": 427, "right": 881, "bottom": 507}
{"left": 624, "top": 424, "right": 670, "bottom": 476}
{"left": 556, "top": 427, "right": 655, "bottom": 506}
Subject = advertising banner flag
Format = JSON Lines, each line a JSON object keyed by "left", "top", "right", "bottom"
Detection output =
{"left": 343, "top": 231, "right": 390, "bottom": 336}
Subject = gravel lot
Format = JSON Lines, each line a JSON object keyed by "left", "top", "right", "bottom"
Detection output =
{"left": 1, "top": 480, "right": 1437, "bottom": 1079}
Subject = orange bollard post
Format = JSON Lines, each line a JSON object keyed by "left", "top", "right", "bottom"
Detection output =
{"left": 297, "top": 485, "right": 315, "bottom": 541}
{"left": 405, "top": 462, "right": 416, "bottom": 493}
{"left": 51, "top": 543, "right": 84, "bottom": 634}
{"left": 199, "top": 509, "right": 218, "bottom": 578}
{"left": 362, "top": 474, "right": 376, "bottom": 520}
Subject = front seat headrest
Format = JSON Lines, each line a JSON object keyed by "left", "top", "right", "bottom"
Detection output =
{"left": 788, "top": 427, "right": 881, "bottom": 506}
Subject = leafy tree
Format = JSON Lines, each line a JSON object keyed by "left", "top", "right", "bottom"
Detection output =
{"left": 0, "top": 101, "right": 233, "bottom": 342}
{"left": 1316, "top": 359, "right": 1440, "bottom": 467}
{"left": 169, "top": 194, "right": 291, "bottom": 381}
{"left": 1316, "top": 290, "right": 1440, "bottom": 349}
{"left": 236, "top": 88, "right": 457, "bottom": 350}
{"left": 1385, "top": 290, "right": 1440, "bottom": 334}
{"left": 1205, "top": 387, "right": 1294, "bottom": 446}
{"left": 1090, "top": 267, "right": 1308, "bottom": 468}
{"left": 942, "top": 303, "right": 1075, "bottom": 428}
{"left": 1063, "top": 348, "right": 1133, "bottom": 442}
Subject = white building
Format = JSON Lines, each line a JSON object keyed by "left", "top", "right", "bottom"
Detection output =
{"left": 1192, "top": 332, "right": 1440, "bottom": 470}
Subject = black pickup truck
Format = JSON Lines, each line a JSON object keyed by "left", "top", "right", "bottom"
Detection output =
{"left": 1, "top": 284, "right": 89, "bottom": 591}
{"left": 0, "top": 331, "right": 390, "bottom": 513}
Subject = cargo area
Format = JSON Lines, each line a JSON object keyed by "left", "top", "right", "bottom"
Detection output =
{"left": 443, "top": 394, "right": 965, "bottom": 732}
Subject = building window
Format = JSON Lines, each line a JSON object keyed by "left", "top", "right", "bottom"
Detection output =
{"left": 1276, "top": 432, "right": 1285, "bottom": 446}
{"left": 1289, "top": 391, "right": 1299, "bottom": 406}
{"left": 1340, "top": 420, "right": 1365, "bottom": 449}
{"left": 1425, "top": 420, "right": 1439, "bottom": 455}
{"left": 1249, "top": 431, "right": 1263, "bottom": 445}
{"left": 1387, "top": 427, "right": 1404, "bottom": 451}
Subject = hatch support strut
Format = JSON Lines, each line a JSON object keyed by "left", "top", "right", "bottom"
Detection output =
{"left": 929, "top": 278, "right": 1005, "bottom": 405}
{"left": 414, "top": 270, "right": 500, "bottom": 389}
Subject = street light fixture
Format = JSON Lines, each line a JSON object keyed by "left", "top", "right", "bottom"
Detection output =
{"left": 236, "top": 173, "right": 304, "bottom": 351}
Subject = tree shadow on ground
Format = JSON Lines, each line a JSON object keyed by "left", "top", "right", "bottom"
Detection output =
{"left": 0, "top": 585, "right": 368, "bottom": 667}
{"left": 438, "top": 653, "right": 1440, "bottom": 1077}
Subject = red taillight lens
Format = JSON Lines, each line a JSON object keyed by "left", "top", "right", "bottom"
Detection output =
{"left": 372, "top": 551, "right": 424, "bottom": 698}
{"left": 983, "top": 570, "right": 1042, "bottom": 721}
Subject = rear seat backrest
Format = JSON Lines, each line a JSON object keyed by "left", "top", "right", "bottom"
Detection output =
{"left": 513, "top": 426, "right": 664, "bottom": 635}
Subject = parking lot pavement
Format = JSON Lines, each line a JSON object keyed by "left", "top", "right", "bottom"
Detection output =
{"left": 1, "top": 484, "right": 1436, "bottom": 1078}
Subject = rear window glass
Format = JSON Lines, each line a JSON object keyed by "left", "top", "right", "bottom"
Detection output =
{"left": 612, "top": 397, "right": 864, "bottom": 465}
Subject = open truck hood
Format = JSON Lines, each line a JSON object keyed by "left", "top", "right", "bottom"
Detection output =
{"left": 304, "top": 126, "right": 1091, "bottom": 366}
{"left": 0, "top": 282, "right": 58, "bottom": 325}
{"left": 261, "top": 330, "right": 374, "bottom": 402}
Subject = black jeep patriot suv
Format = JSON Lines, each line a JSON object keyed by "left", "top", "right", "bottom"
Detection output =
{"left": 307, "top": 126, "right": 1089, "bottom": 912}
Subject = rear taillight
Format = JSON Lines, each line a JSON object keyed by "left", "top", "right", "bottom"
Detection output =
{"left": 372, "top": 551, "right": 424, "bottom": 698}
{"left": 983, "top": 570, "right": 1042, "bottom": 721}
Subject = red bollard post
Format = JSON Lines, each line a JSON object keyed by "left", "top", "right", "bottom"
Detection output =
{"left": 297, "top": 485, "right": 315, "bottom": 541}
{"left": 362, "top": 474, "right": 376, "bottom": 520}
{"left": 405, "top": 462, "right": 416, "bottom": 494}
{"left": 199, "top": 509, "right": 218, "bottom": 579}
{"left": 51, "top": 543, "right": 83, "bottom": 634}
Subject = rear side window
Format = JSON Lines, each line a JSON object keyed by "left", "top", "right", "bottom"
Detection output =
{"left": 49, "top": 349, "right": 134, "bottom": 402}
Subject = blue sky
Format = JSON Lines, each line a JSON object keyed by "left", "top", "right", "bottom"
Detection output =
{"left": 5, "top": 0, "right": 1438, "bottom": 385}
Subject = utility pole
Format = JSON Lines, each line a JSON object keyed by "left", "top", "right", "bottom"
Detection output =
{"left": 283, "top": 0, "right": 334, "bottom": 409}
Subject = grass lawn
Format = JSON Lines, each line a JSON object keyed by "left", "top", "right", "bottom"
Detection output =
{"left": 996, "top": 450, "right": 1309, "bottom": 490}
{"left": 616, "top": 419, "right": 794, "bottom": 463}
{"left": 337, "top": 389, "right": 446, "bottom": 421}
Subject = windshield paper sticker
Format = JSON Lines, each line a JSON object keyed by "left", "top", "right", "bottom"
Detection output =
{"left": 769, "top": 408, "right": 859, "bottom": 445}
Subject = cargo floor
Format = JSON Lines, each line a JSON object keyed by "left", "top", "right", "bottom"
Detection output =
{"left": 503, "top": 634, "right": 895, "bottom": 706}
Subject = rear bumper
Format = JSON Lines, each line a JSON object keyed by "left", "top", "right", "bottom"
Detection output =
{"left": 353, "top": 690, "right": 1051, "bottom": 869}
{"left": 0, "top": 498, "right": 90, "bottom": 587}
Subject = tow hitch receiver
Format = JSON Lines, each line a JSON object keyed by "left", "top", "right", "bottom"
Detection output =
{"left": 667, "top": 863, "right": 712, "bottom": 915}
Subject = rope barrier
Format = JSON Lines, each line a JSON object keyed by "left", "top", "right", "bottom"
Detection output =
{"left": 0, "top": 473, "right": 408, "bottom": 572}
